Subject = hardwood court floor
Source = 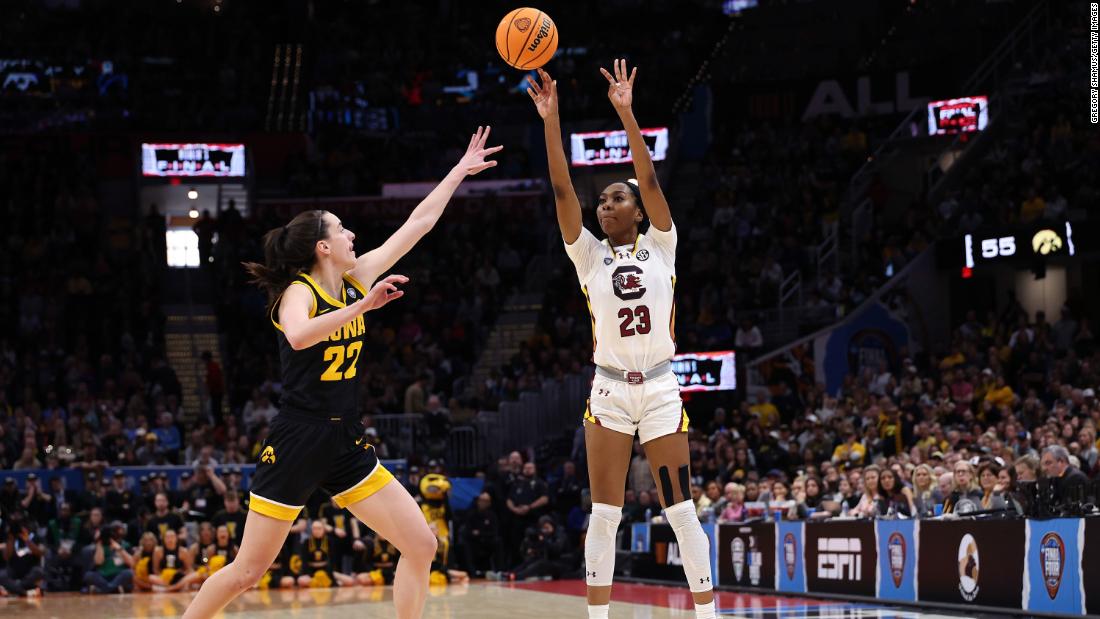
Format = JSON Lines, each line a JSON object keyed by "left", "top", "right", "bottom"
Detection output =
{"left": 0, "top": 580, "right": 1006, "bottom": 618}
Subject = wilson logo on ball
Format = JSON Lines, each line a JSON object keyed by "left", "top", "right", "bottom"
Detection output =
{"left": 515, "top": 17, "right": 531, "bottom": 32}
{"left": 528, "top": 17, "right": 552, "bottom": 52}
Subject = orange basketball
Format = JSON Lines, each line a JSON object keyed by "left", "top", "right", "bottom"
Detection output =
{"left": 495, "top": 8, "right": 558, "bottom": 70}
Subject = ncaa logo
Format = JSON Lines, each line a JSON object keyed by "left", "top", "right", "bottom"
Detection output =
{"left": 783, "top": 533, "right": 796, "bottom": 580}
{"left": 1039, "top": 532, "right": 1065, "bottom": 599}
{"left": 730, "top": 537, "right": 745, "bottom": 582}
{"left": 957, "top": 533, "right": 980, "bottom": 602}
{"left": 887, "top": 532, "right": 906, "bottom": 588}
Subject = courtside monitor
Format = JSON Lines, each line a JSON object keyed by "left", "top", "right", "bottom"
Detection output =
{"left": 926, "top": 96, "right": 988, "bottom": 136}
{"left": 672, "top": 350, "right": 736, "bottom": 392}
{"left": 570, "top": 127, "right": 668, "bottom": 167}
{"left": 142, "top": 142, "right": 247, "bottom": 177}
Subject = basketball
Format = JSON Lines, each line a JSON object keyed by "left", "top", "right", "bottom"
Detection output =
{"left": 495, "top": 8, "right": 558, "bottom": 70}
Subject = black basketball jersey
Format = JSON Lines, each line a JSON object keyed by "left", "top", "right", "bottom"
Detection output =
{"left": 271, "top": 272, "right": 369, "bottom": 420}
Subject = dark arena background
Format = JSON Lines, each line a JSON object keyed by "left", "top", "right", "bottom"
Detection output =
{"left": 2, "top": 0, "right": 1099, "bottom": 617}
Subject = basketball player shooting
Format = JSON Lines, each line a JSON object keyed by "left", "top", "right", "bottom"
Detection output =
{"left": 527, "top": 60, "right": 716, "bottom": 619}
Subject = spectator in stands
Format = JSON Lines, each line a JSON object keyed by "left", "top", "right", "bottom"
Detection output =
{"left": 911, "top": 464, "right": 941, "bottom": 517}
{"left": 943, "top": 461, "right": 983, "bottom": 514}
{"left": 404, "top": 373, "right": 430, "bottom": 415}
{"left": 458, "top": 492, "right": 499, "bottom": 578}
{"left": 241, "top": 389, "right": 279, "bottom": 431}
{"left": 734, "top": 318, "right": 763, "bottom": 355}
{"left": 832, "top": 428, "right": 866, "bottom": 470}
{"left": 717, "top": 484, "right": 746, "bottom": 523}
{"left": 847, "top": 465, "right": 880, "bottom": 518}
{"left": 1015, "top": 454, "right": 1040, "bottom": 482}
{"left": 1040, "top": 445, "right": 1088, "bottom": 504}
{"left": 876, "top": 468, "right": 914, "bottom": 518}
{"left": 977, "top": 461, "right": 1008, "bottom": 511}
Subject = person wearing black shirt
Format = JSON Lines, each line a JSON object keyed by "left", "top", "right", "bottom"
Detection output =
{"left": 0, "top": 517, "right": 46, "bottom": 596}
{"left": 44, "top": 540, "right": 82, "bottom": 592}
{"left": 210, "top": 492, "right": 248, "bottom": 545}
{"left": 458, "top": 492, "right": 499, "bottom": 577}
{"left": 185, "top": 466, "right": 226, "bottom": 522}
{"left": 21, "top": 474, "right": 56, "bottom": 526}
{"left": 1041, "top": 445, "right": 1089, "bottom": 509}
{"left": 552, "top": 460, "right": 584, "bottom": 516}
{"left": 506, "top": 461, "right": 549, "bottom": 565}
{"left": 146, "top": 493, "right": 184, "bottom": 542}
{"left": 505, "top": 516, "right": 575, "bottom": 581}
{"left": 105, "top": 471, "right": 137, "bottom": 523}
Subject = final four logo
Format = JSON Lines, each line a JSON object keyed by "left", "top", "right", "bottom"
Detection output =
{"left": 887, "top": 532, "right": 906, "bottom": 588}
{"left": 1039, "top": 532, "right": 1065, "bottom": 599}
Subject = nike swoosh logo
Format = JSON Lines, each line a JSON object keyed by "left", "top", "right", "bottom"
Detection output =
{"left": 319, "top": 308, "right": 332, "bottom": 315}
{"left": 355, "top": 438, "right": 363, "bottom": 445}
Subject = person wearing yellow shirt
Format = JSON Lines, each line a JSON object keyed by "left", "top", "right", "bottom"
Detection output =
{"left": 831, "top": 430, "right": 866, "bottom": 471}
{"left": 749, "top": 392, "right": 780, "bottom": 429}
{"left": 938, "top": 349, "right": 965, "bottom": 370}
{"left": 984, "top": 375, "right": 1016, "bottom": 409}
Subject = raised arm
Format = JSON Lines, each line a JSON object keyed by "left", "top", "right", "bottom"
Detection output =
{"left": 527, "top": 69, "right": 583, "bottom": 244}
{"left": 348, "top": 127, "right": 502, "bottom": 286}
{"left": 600, "top": 59, "right": 672, "bottom": 232}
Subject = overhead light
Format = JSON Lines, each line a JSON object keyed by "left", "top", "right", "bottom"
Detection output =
{"left": 187, "top": 188, "right": 198, "bottom": 200}
{"left": 189, "top": 208, "right": 199, "bottom": 219}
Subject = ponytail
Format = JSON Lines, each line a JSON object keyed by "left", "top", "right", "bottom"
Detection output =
{"left": 242, "top": 209, "right": 329, "bottom": 311}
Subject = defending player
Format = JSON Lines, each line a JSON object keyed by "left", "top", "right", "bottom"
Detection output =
{"left": 527, "top": 61, "right": 715, "bottom": 619}
{"left": 181, "top": 127, "right": 501, "bottom": 619}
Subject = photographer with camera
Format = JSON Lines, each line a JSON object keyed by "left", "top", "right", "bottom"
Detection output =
{"left": 505, "top": 515, "right": 575, "bottom": 581}
{"left": 0, "top": 513, "right": 46, "bottom": 597}
{"left": 82, "top": 521, "right": 134, "bottom": 594}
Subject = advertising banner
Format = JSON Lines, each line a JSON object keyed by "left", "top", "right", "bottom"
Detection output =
{"left": 776, "top": 521, "right": 806, "bottom": 594}
{"left": 635, "top": 523, "right": 716, "bottom": 586}
{"left": 1084, "top": 518, "right": 1100, "bottom": 616}
{"left": 1024, "top": 519, "right": 1084, "bottom": 615}
{"left": 718, "top": 522, "right": 776, "bottom": 589}
{"left": 917, "top": 520, "right": 1025, "bottom": 608}
{"left": 805, "top": 521, "right": 877, "bottom": 597}
{"left": 876, "top": 520, "right": 918, "bottom": 602}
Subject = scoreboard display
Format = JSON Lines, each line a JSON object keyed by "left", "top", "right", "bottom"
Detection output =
{"left": 927, "top": 96, "right": 988, "bottom": 135}
{"left": 570, "top": 127, "right": 668, "bottom": 167}
{"left": 142, "top": 143, "right": 247, "bottom": 177}
{"left": 672, "top": 350, "right": 736, "bottom": 392}
{"left": 938, "top": 222, "right": 1094, "bottom": 272}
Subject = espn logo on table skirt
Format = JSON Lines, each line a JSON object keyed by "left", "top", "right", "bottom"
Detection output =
{"left": 817, "top": 537, "right": 863, "bottom": 581}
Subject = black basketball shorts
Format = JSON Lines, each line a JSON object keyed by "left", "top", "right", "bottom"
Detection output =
{"left": 249, "top": 412, "right": 393, "bottom": 521}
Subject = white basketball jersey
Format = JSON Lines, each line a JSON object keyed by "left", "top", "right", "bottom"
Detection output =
{"left": 564, "top": 224, "right": 677, "bottom": 372}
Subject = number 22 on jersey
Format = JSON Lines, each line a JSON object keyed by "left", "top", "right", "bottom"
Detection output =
{"left": 320, "top": 341, "right": 363, "bottom": 381}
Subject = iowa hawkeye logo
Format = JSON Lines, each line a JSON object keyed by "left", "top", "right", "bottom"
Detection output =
{"left": 260, "top": 446, "right": 276, "bottom": 464}
{"left": 612, "top": 265, "right": 646, "bottom": 301}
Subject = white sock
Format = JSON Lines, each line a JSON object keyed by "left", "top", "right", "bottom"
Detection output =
{"left": 695, "top": 600, "right": 716, "bottom": 619}
{"left": 588, "top": 603, "right": 610, "bottom": 619}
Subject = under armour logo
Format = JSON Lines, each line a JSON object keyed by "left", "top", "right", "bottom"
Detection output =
{"left": 699, "top": 576, "right": 710, "bottom": 584}
{"left": 587, "top": 570, "right": 597, "bottom": 578}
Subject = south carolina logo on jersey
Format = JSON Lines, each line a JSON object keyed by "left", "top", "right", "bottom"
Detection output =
{"left": 613, "top": 265, "right": 646, "bottom": 300}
